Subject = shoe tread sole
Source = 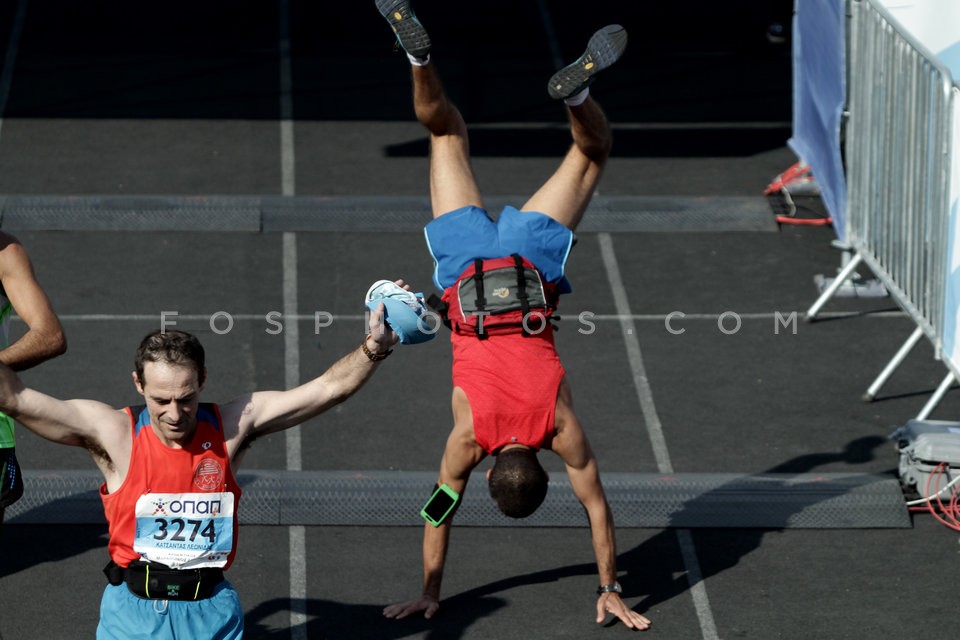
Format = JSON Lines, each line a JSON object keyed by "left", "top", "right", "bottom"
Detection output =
{"left": 548, "top": 25, "right": 627, "bottom": 100}
{"left": 376, "top": 0, "right": 431, "bottom": 59}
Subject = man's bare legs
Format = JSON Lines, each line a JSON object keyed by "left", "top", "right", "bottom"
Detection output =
{"left": 411, "top": 55, "right": 617, "bottom": 232}
{"left": 410, "top": 64, "right": 484, "bottom": 219}
{"left": 375, "top": 0, "right": 481, "bottom": 219}
{"left": 522, "top": 24, "right": 627, "bottom": 231}
{"left": 386, "top": 11, "right": 625, "bottom": 230}
{"left": 521, "top": 97, "right": 613, "bottom": 231}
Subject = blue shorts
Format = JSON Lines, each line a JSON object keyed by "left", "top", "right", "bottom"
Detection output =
{"left": 424, "top": 205, "right": 575, "bottom": 292}
{"left": 96, "top": 581, "right": 243, "bottom": 640}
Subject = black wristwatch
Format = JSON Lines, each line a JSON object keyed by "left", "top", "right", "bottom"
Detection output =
{"left": 597, "top": 581, "right": 622, "bottom": 595}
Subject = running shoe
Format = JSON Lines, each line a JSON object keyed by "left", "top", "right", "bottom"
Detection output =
{"left": 365, "top": 280, "right": 435, "bottom": 344}
{"left": 365, "top": 279, "right": 424, "bottom": 314}
{"left": 547, "top": 24, "right": 628, "bottom": 100}
{"left": 375, "top": 0, "right": 431, "bottom": 60}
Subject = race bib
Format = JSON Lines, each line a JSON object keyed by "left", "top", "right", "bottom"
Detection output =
{"left": 133, "top": 492, "right": 235, "bottom": 569}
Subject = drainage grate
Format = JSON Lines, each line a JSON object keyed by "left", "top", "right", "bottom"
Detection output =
{"left": 5, "top": 470, "right": 910, "bottom": 529}
{"left": 0, "top": 195, "right": 777, "bottom": 232}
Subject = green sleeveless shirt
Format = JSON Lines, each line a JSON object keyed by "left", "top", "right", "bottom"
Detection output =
{"left": 0, "top": 293, "right": 14, "bottom": 449}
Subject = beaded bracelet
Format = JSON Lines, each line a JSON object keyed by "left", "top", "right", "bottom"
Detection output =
{"left": 361, "top": 335, "right": 392, "bottom": 361}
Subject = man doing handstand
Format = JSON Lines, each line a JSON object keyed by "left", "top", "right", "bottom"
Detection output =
{"left": 375, "top": 1, "right": 651, "bottom": 630}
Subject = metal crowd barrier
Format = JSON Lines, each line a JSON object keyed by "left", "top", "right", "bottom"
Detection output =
{"left": 807, "top": 0, "right": 958, "bottom": 417}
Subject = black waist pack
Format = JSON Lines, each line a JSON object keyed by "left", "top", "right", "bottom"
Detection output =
{"left": 104, "top": 560, "right": 224, "bottom": 601}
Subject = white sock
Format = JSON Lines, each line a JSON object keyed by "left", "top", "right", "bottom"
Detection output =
{"left": 563, "top": 88, "right": 589, "bottom": 106}
{"left": 407, "top": 52, "right": 430, "bottom": 66}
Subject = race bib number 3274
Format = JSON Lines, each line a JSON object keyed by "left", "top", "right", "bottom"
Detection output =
{"left": 133, "top": 492, "right": 235, "bottom": 569}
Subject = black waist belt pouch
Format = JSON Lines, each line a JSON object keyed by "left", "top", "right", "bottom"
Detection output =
{"left": 103, "top": 560, "right": 224, "bottom": 601}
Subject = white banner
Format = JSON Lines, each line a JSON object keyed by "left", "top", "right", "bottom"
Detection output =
{"left": 876, "top": 0, "right": 960, "bottom": 76}
{"left": 880, "top": 3, "right": 960, "bottom": 373}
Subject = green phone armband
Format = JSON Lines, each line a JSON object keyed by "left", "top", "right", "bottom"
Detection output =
{"left": 420, "top": 483, "right": 460, "bottom": 526}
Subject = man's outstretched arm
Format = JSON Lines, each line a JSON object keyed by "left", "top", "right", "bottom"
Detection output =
{"left": 553, "top": 389, "right": 651, "bottom": 630}
{"left": 218, "top": 288, "right": 402, "bottom": 454}
{"left": 0, "top": 234, "right": 66, "bottom": 370}
{"left": 0, "top": 362, "right": 127, "bottom": 451}
{"left": 565, "top": 454, "right": 650, "bottom": 630}
{"left": 384, "top": 392, "right": 485, "bottom": 620}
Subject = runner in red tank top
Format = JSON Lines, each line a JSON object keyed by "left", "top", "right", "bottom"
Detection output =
{"left": 0, "top": 300, "right": 404, "bottom": 638}
{"left": 378, "top": 2, "right": 650, "bottom": 631}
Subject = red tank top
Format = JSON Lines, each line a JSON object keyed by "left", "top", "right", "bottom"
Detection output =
{"left": 451, "top": 328, "right": 566, "bottom": 454}
{"left": 100, "top": 404, "right": 242, "bottom": 570}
